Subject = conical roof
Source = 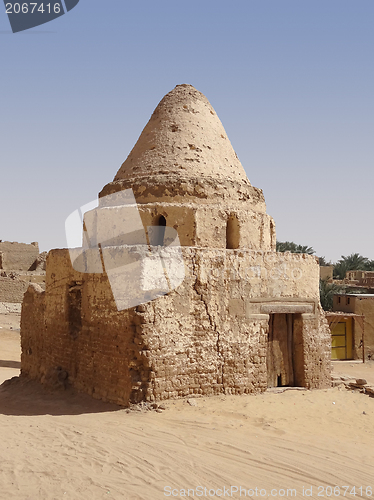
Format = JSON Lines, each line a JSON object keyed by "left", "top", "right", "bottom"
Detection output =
{"left": 114, "top": 84, "right": 250, "bottom": 186}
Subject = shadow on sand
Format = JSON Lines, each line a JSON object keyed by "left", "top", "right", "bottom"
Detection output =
{"left": 0, "top": 359, "right": 21, "bottom": 369}
{"left": 0, "top": 376, "right": 123, "bottom": 417}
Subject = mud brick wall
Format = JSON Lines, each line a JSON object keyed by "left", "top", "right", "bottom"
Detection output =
{"left": 0, "top": 241, "right": 39, "bottom": 271}
{"left": 21, "top": 284, "right": 46, "bottom": 380}
{"left": 0, "top": 277, "right": 29, "bottom": 303}
{"left": 351, "top": 297, "right": 374, "bottom": 361}
{"left": 21, "top": 246, "right": 331, "bottom": 406}
{"left": 295, "top": 311, "right": 332, "bottom": 389}
{"left": 21, "top": 250, "right": 144, "bottom": 405}
{"left": 136, "top": 249, "right": 331, "bottom": 401}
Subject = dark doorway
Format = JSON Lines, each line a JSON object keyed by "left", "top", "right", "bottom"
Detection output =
{"left": 267, "top": 313, "right": 296, "bottom": 388}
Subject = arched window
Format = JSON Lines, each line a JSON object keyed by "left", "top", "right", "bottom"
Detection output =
{"left": 158, "top": 215, "right": 167, "bottom": 227}
{"left": 154, "top": 215, "right": 166, "bottom": 246}
{"left": 226, "top": 214, "right": 240, "bottom": 249}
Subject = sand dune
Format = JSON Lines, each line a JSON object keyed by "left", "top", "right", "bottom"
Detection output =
{"left": 1, "top": 313, "right": 373, "bottom": 499}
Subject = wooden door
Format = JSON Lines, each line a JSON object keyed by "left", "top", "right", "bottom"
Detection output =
{"left": 267, "top": 313, "right": 294, "bottom": 388}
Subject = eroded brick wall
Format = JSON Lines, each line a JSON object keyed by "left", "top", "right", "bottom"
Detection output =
{"left": 21, "top": 247, "right": 331, "bottom": 406}
{"left": 21, "top": 250, "right": 142, "bottom": 405}
{"left": 21, "top": 284, "right": 46, "bottom": 380}
{"left": 135, "top": 249, "right": 331, "bottom": 401}
{"left": 0, "top": 241, "right": 39, "bottom": 271}
{"left": 0, "top": 277, "right": 29, "bottom": 303}
{"left": 298, "top": 309, "right": 332, "bottom": 389}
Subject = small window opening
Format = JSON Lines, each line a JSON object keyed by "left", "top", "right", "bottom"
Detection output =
{"left": 226, "top": 214, "right": 240, "bottom": 249}
{"left": 277, "top": 375, "right": 282, "bottom": 387}
{"left": 154, "top": 215, "right": 167, "bottom": 246}
{"left": 158, "top": 215, "right": 167, "bottom": 227}
{"left": 338, "top": 297, "right": 341, "bottom": 304}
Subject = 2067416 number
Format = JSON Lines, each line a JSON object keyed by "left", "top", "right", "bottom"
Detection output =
{"left": 5, "top": 3, "right": 61, "bottom": 14}
{"left": 317, "top": 486, "right": 372, "bottom": 497}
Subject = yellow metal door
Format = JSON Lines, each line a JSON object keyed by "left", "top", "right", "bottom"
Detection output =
{"left": 331, "top": 320, "right": 352, "bottom": 360}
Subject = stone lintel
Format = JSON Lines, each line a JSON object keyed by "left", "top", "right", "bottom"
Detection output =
{"left": 260, "top": 303, "right": 314, "bottom": 314}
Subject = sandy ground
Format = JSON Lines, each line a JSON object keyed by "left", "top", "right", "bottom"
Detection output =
{"left": 1, "top": 312, "right": 374, "bottom": 500}
{"left": 0, "top": 312, "right": 21, "bottom": 384}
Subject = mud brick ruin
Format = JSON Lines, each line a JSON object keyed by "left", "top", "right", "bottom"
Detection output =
{"left": 21, "top": 85, "right": 332, "bottom": 404}
{"left": 0, "top": 241, "right": 46, "bottom": 313}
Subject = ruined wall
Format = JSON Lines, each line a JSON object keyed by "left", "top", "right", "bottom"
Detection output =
{"left": 139, "top": 273, "right": 269, "bottom": 401}
{"left": 0, "top": 241, "right": 39, "bottom": 271}
{"left": 0, "top": 242, "right": 47, "bottom": 307}
{"left": 135, "top": 249, "right": 330, "bottom": 401}
{"left": 21, "top": 247, "right": 331, "bottom": 405}
{"left": 21, "top": 250, "right": 141, "bottom": 405}
{"left": 0, "top": 275, "right": 29, "bottom": 303}
{"left": 21, "top": 284, "right": 46, "bottom": 380}
{"left": 297, "top": 308, "right": 332, "bottom": 389}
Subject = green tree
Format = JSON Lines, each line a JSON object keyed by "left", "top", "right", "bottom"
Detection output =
{"left": 318, "top": 256, "right": 332, "bottom": 266}
{"left": 276, "top": 241, "right": 315, "bottom": 255}
{"left": 333, "top": 253, "right": 369, "bottom": 279}
{"left": 319, "top": 279, "right": 344, "bottom": 311}
{"left": 365, "top": 259, "right": 374, "bottom": 271}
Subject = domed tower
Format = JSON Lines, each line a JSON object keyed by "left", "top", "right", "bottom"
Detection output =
{"left": 21, "top": 85, "right": 332, "bottom": 406}
{"left": 99, "top": 84, "right": 276, "bottom": 252}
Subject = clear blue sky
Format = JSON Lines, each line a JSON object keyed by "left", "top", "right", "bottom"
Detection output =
{"left": 1, "top": 1, "right": 373, "bottom": 262}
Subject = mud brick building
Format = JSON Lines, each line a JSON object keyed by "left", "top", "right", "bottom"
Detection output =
{"left": 0, "top": 241, "right": 45, "bottom": 313}
{"left": 21, "top": 85, "right": 331, "bottom": 405}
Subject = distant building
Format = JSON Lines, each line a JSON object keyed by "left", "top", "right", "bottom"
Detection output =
{"left": 330, "top": 293, "right": 374, "bottom": 361}
{"left": 345, "top": 270, "right": 374, "bottom": 289}
{"left": 320, "top": 265, "right": 334, "bottom": 281}
{"left": 0, "top": 241, "right": 39, "bottom": 272}
{"left": 0, "top": 241, "right": 46, "bottom": 313}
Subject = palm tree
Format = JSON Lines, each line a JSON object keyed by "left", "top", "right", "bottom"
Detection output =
{"left": 318, "top": 256, "right": 332, "bottom": 266}
{"left": 333, "top": 253, "right": 369, "bottom": 279}
{"left": 365, "top": 259, "right": 374, "bottom": 271}
{"left": 276, "top": 241, "right": 315, "bottom": 255}
{"left": 319, "top": 279, "right": 344, "bottom": 311}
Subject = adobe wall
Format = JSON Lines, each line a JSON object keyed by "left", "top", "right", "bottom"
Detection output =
{"left": 0, "top": 241, "right": 39, "bottom": 271}
{"left": 332, "top": 295, "right": 374, "bottom": 360}
{"left": 0, "top": 276, "right": 29, "bottom": 303}
{"left": 320, "top": 265, "right": 334, "bottom": 281}
{"left": 134, "top": 249, "right": 331, "bottom": 401}
{"left": 100, "top": 177, "right": 266, "bottom": 211}
{"left": 0, "top": 302, "right": 21, "bottom": 314}
{"left": 85, "top": 202, "right": 275, "bottom": 250}
{"left": 21, "top": 250, "right": 139, "bottom": 404}
{"left": 351, "top": 297, "right": 374, "bottom": 360}
{"left": 21, "top": 247, "right": 331, "bottom": 405}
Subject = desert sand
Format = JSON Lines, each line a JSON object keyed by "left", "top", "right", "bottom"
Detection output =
{"left": 1, "top": 312, "right": 373, "bottom": 500}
